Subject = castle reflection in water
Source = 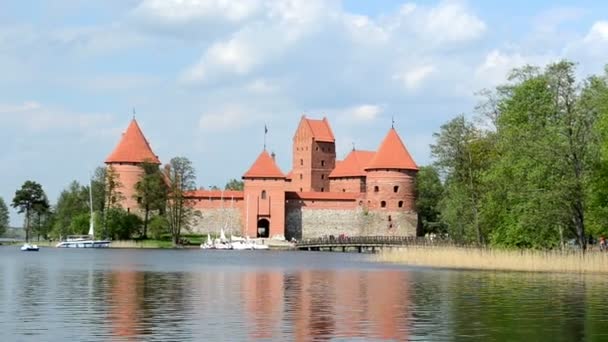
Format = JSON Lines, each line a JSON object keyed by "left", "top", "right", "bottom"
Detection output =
{"left": 108, "top": 269, "right": 411, "bottom": 341}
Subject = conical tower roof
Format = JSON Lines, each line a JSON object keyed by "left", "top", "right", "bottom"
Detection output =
{"left": 243, "top": 150, "right": 285, "bottom": 179}
{"left": 105, "top": 119, "right": 160, "bottom": 164}
{"left": 329, "top": 150, "right": 375, "bottom": 178}
{"left": 365, "top": 128, "right": 418, "bottom": 171}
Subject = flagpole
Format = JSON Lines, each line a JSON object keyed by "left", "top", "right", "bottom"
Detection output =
{"left": 264, "top": 124, "right": 268, "bottom": 150}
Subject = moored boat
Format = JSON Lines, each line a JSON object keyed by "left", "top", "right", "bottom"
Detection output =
{"left": 20, "top": 243, "right": 39, "bottom": 251}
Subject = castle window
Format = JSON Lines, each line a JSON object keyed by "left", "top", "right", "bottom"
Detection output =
{"left": 321, "top": 187, "right": 324, "bottom": 192}
{"left": 321, "top": 160, "right": 325, "bottom": 167}
{"left": 300, "top": 174, "right": 303, "bottom": 180}
{"left": 343, "top": 189, "right": 346, "bottom": 192}
{"left": 388, "top": 215, "right": 392, "bottom": 221}
{"left": 393, "top": 186, "right": 399, "bottom": 193}
{"left": 261, "top": 190, "right": 267, "bottom": 199}
{"left": 300, "top": 188, "right": 303, "bottom": 192}
{"left": 300, "top": 159, "right": 304, "bottom": 166}
{"left": 374, "top": 186, "right": 379, "bottom": 192}
{"left": 380, "top": 201, "right": 386, "bottom": 208}
{"left": 321, "top": 174, "right": 325, "bottom": 180}
{"left": 316, "top": 147, "right": 319, "bottom": 151}
{"left": 398, "top": 201, "right": 404, "bottom": 208}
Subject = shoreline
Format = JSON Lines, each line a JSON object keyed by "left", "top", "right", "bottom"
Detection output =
{"left": 376, "top": 246, "right": 608, "bottom": 274}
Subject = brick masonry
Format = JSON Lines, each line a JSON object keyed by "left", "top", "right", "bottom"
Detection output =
{"left": 285, "top": 206, "right": 417, "bottom": 240}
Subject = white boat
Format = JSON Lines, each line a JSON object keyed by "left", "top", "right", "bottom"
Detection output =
{"left": 252, "top": 243, "right": 269, "bottom": 250}
{"left": 56, "top": 180, "right": 111, "bottom": 248}
{"left": 200, "top": 233, "right": 213, "bottom": 249}
{"left": 20, "top": 243, "right": 39, "bottom": 251}
{"left": 230, "top": 240, "right": 253, "bottom": 250}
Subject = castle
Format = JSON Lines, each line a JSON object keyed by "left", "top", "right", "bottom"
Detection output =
{"left": 105, "top": 116, "right": 419, "bottom": 239}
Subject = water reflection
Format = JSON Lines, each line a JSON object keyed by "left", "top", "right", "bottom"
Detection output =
{"left": 3, "top": 249, "right": 608, "bottom": 341}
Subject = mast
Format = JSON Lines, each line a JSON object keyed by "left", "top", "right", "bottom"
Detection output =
{"left": 88, "top": 179, "right": 94, "bottom": 238}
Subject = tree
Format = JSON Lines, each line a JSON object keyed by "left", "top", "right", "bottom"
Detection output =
{"left": 134, "top": 161, "right": 167, "bottom": 238}
{"left": 164, "top": 157, "right": 197, "bottom": 245}
{"left": 12, "top": 181, "right": 49, "bottom": 242}
{"left": 103, "top": 165, "right": 124, "bottom": 237}
{"left": 51, "top": 181, "right": 89, "bottom": 239}
{"left": 431, "top": 115, "right": 489, "bottom": 244}
{"left": 0, "top": 197, "right": 9, "bottom": 237}
{"left": 415, "top": 166, "right": 444, "bottom": 235}
{"left": 224, "top": 179, "right": 244, "bottom": 191}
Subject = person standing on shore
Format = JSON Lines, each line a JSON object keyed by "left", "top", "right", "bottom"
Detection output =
{"left": 599, "top": 235, "right": 606, "bottom": 252}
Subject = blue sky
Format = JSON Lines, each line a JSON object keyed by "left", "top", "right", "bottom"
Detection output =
{"left": 1, "top": 0, "right": 608, "bottom": 226}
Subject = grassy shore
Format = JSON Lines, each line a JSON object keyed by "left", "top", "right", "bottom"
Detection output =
{"left": 377, "top": 246, "right": 608, "bottom": 274}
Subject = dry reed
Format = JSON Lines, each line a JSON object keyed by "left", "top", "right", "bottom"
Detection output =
{"left": 376, "top": 246, "right": 608, "bottom": 274}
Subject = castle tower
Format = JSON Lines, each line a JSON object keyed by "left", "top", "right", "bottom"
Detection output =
{"left": 105, "top": 118, "right": 160, "bottom": 212}
{"left": 291, "top": 116, "right": 336, "bottom": 192}
{"left": 242, "top": 150, "right": 286, "bottom": 238}
{"left": 329, "top": 149, "right": 375, "bottom": 193}
{"left": 364, "top": 128, "right": 418, "bottom": 212}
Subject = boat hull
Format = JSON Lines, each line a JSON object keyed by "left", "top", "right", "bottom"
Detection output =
{"left": 56, "top": 240, "right": 111, "bottom": 248}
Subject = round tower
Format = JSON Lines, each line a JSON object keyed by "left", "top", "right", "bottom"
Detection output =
{"left": 364, "top": 128, "right": 418, "bottom": 234}
{"left": 105, "top": 118, "right": 160, "bottom": 213}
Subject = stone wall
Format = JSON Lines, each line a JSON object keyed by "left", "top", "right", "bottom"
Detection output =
{"left": 189, "top": 208, "right": 243, "bottom": 236}
{"left": 286, "top": 206, "right": 417, "bottom": 240}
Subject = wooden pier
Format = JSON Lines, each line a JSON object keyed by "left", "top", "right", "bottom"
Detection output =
{"left": 296, "top": 236, "right": 448, "bottom": 253}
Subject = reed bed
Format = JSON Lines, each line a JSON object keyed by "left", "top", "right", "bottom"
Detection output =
{"left": 377, "top": 246, "right": 608, "bottom": 274}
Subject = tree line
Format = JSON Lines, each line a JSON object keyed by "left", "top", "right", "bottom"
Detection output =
{"left": 416, "top": 60, "right": 608, "bottom": 250}
{"left": 3, "top": 153, "right": 246, "bottom": 244}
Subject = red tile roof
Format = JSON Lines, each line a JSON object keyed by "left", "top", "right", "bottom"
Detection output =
{"left": 329, "top": 150, "right": 375, "bottom": 178}
{"left": 304, "top": 117, "right": 335, "bottom": 142}
{"left": 286, "top": 191, "right": 358, "bottom": 201}
{"left": 365, "top": 128, "right": 418, "bottom": 171}
{"left": 186, "top": 190, "right": 244, "bottom": 199}
{"left": 243, "top": 150, "right": 285, "bottom": 179}
{"left": 105, "top": 119, "right": 160, "bottom": 164}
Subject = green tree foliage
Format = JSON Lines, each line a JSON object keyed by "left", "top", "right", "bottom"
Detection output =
{"left": 102, "top": 165, "right": 124, "bottom": 237}
{"left": 134, "top": 161, "right": 167, "bottom": 238}
{"left": 224, "top": 179, "right": 244, "bottom": 191}
{"left": 428, "top": 60, "right": 608, "bottom": 250}
{"left": 415, "top": 166, "right": 444, "bottom": 235}
{"left": 12, "top": 181, "right": 50, "bottom": 242}
{"left": 148, "top": 215, "right": 169, "bottom": 240}
{"left": 0, "top": 197, "right": 9, "bottom": 237}
{"left": 105, "top": 208, "right": 142, "bottom": 240}
{"left": 51, "top": 181, "right": 90, "bottom": 239}
{"left": 164, "top": 157, "right": 197, "bottom": 245}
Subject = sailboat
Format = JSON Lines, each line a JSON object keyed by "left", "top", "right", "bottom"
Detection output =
{"left": 56, "top": 181, "right": 111, "bottom": 248}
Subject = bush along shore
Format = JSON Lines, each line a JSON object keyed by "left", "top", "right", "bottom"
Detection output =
{"left": 376, "top": 246, "right": 608, "bottom": 274}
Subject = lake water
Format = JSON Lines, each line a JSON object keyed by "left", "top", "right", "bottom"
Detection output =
{"left": 1, "top": 247, "right": 608, "bottom": 341}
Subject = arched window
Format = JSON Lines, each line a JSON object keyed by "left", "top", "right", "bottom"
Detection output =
{"left": 398, "top": 201, "right": 404, "bottom": 208}
{"left": 321, "top": 187, "right": 325, "bottom": 192}
{"left": 300, "top": 174, "right": 303, "bottom": 180}
{"left": 388, "top": 215, "right": 392, "bottom": 221}
{"left": 380, "top": 201, "right": 386, "bottom": 208}
{"left": 321, "top": 160, "right": 325, "bottom": 166}
{"left": 393, "top": 185, "right": 399, "bottom": 193}
{"left": 321, "top": 174, "right": 325, "bottom": 180}
{"left": 374, "top": 186, "right": 379, "bottom": 192}
{"left": 261, "top": 190, "right": 267, "bottom": 199}
{"left": 300, "top": 159, "right": 304, "bottom": 166}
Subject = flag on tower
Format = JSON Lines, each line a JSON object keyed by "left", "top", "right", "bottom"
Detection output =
{"left": 265, "top": 124, "right": 268, "bottom": 134}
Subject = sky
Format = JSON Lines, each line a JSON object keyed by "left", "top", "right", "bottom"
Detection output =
{"left": 1, "top": 0, "right": 608, "bottom": 226}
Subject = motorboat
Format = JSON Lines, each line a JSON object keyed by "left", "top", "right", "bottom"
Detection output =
{"left": 20, "top": 243, "right": 39, "bottom": 251}
{"left": 252, "top": 243, "right": 269, "bottom": 250}
{"left": 230, "top": 240, "right": 253, "bottom": 250}
{"left": 55, "top": 237, "right": 111, "bottom": 248}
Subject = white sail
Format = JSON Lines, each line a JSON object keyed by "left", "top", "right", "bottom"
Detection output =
{"left": 220, "top": 228, "right": 226, "bottom": 241}
{"left": 206, "top": 233, "right": 211, "bottom": 245}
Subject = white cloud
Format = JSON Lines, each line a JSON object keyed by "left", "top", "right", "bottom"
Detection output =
{"left": 424, "top": 1, "right": 486, "bottom": 43}
{"left": 199, "top": 106, "right": 266, "bottom": 131}
{"left": 394, "top": 65, "right": 437, "bottom": 90}
{"left": 133, "top": 0, "right": 262, "bottom": 24}
{"left": 0, "top": 101, "right": 114, "bottom": 133}
{"left": 584, "top": 21, "right": 608, "bottom": 43}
